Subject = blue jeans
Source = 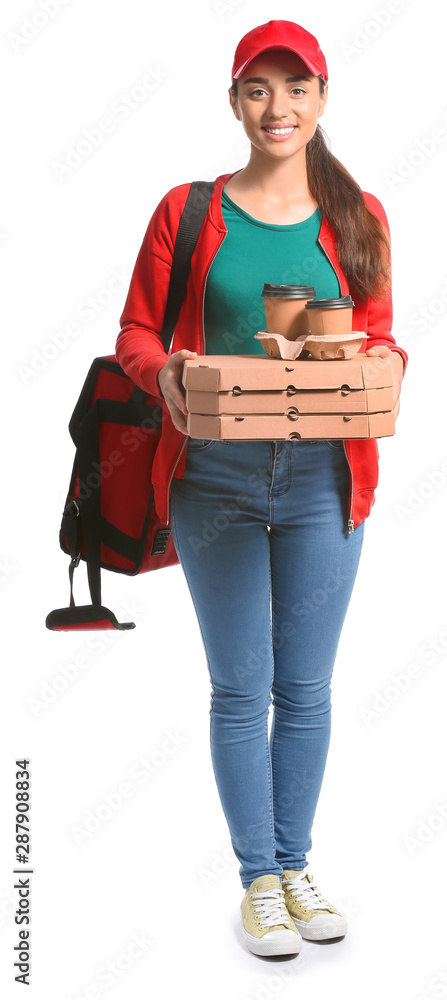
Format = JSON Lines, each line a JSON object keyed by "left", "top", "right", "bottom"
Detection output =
{"left": 170, "top": 438, "right": 364, "bottom": 889}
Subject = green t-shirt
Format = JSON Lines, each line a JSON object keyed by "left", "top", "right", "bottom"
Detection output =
{"left": 203, "top": 187, "right": 341, "bottom": 355}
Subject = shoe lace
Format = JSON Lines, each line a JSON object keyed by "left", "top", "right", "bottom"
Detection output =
{"left": 251, "top": 887, "right": 290, "bottom": 928}
{"left": 283, "top": 871, "right": 331, "bottom": 912}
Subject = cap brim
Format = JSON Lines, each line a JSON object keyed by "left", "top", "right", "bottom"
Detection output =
{"left": 233, "top": 45, "right": 324, "bottom": 80}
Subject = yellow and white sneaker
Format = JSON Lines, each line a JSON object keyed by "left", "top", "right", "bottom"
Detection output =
{"left": 282, "top": 866, "right": 347, "bottom": 941}
{"left": 240, "top": 874, "right": 302, "bottom": 956}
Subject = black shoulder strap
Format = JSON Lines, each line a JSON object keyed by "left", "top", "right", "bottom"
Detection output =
{"left": 160, "top": 180, "right": 215, "bottom": 353}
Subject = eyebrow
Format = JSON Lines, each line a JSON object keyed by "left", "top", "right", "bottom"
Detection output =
{"left": 242, "top": 76, "right": 312, "bottom": 85}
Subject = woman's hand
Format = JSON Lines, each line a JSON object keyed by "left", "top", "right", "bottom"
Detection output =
{"left": 365, "top": 344, "right": 404, "bottom": 420}
{"left": 157, "top": 349, "right": 198, "bottom": 434}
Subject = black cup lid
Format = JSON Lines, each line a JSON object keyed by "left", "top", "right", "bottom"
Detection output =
{"left": 305, "top": 294, "right": 355, "bottom": 309}
{"left": 261, "top": 283, "right": 316, "bottom": 299}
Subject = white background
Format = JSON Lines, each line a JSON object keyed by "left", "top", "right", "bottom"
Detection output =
{"left": 1, "top": 0, "right": 446, "bottom": 997}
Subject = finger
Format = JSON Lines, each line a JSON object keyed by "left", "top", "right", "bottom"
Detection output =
{"left": 174, "top": 349, "right": 198, "bottom": 364}
{"left": 366, "top": 346, "right": 392, "bottom": 358}
{"left": 168, "top": 399, "right": 189, "bottom": 434}
{"left": 167, "top": 381, "right": 188, "bottom": 415}
{"left": 170, "top": 353, "right": 196, "bottom": 405}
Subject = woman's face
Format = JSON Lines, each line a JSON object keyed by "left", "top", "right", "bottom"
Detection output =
{"left": 229, "top": 49, "right": 328, "bottom": 159}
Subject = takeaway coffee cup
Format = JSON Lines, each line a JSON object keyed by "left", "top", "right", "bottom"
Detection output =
{"left": 261, "top": 283, "right": 316, "bottom": 340}
{"left": 305, "top": 294, "right": 355, "bottom": 336}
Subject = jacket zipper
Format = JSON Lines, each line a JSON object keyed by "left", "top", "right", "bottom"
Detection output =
{"left": 317, "top": 233, "right": 355, "bottom": 534}
{"left": 201, "top": 231, "right": 227, "bottom": 355}
{"left": 166, "top": 436, "right": 188, "bottom": 524}
{"left": 343, "top": 440, "right": 355, "bottom": 534}
{"left": 165, "top": 229, "right": 228, "bottom": 524}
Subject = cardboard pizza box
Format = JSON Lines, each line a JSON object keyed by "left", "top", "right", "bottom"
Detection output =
{"left": 185, "top": 385, "right": 394, "bottom": 415}
{"left": 182, "top": 353, "right": 394, "bottom": 392}
{"left": 186, "top": 410, "right": 395, "bottom": 440}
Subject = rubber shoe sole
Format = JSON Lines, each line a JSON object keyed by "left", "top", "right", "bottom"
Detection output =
{"left": 290, "top": 912, "right": 348, "bottom": 941}
{"left": 242, "top": 925, "right": 303, "bottom": 956}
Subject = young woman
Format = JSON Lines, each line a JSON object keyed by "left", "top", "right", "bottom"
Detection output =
{"left": 116, "top": 20, "right": 408, "bottom": 958}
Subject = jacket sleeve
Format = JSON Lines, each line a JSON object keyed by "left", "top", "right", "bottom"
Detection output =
{"left": 115, "top": 183, "right": 191, "bottom": 399}
{"left": 362, "top": 191, "right": 408, "bottom": 376}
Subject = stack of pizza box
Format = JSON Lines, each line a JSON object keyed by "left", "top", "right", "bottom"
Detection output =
{"left": 182, "top": 353, "right": 395, "bottom": 440}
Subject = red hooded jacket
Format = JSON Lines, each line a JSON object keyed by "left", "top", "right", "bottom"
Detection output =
{"left": 116, "top": 170, "right": 408, "bottom": 532}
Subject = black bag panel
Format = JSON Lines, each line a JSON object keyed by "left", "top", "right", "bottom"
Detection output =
{"left": 68, "top": 357, "right": 127, "bottom": 443}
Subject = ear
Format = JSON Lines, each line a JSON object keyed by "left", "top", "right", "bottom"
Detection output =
{"left": 318, "top": 83, "right": 329, "bottom": 118}
{"left": 228, "top": 89, "right": 241, "bottom": 121}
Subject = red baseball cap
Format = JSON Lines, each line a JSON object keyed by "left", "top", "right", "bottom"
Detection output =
{"left": 231, "top": 20, "right": 328, "bottom": 84}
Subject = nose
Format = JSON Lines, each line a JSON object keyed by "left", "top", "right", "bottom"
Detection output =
{"left": 266, "top": 91, "right": 288, "bottom": 119}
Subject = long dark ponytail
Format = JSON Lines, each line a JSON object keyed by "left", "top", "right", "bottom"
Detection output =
{"left": 230, "top": 78, "right": 391, "bottom": 304}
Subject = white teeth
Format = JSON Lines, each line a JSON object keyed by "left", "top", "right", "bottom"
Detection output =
{"left": 265, "top": 126, "right": 295, "bottom": 135}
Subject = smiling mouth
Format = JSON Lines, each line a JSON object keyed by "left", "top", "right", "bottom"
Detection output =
{"left": 262, "top": 126, "right": 297, "bottom": 135}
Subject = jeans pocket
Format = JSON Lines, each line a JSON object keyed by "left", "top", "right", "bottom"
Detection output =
{"left": 323, "top": 439, "right": 345, "bottom": 449}
{"left": 186, "top": 437, "right": 217, "bottom": 452}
